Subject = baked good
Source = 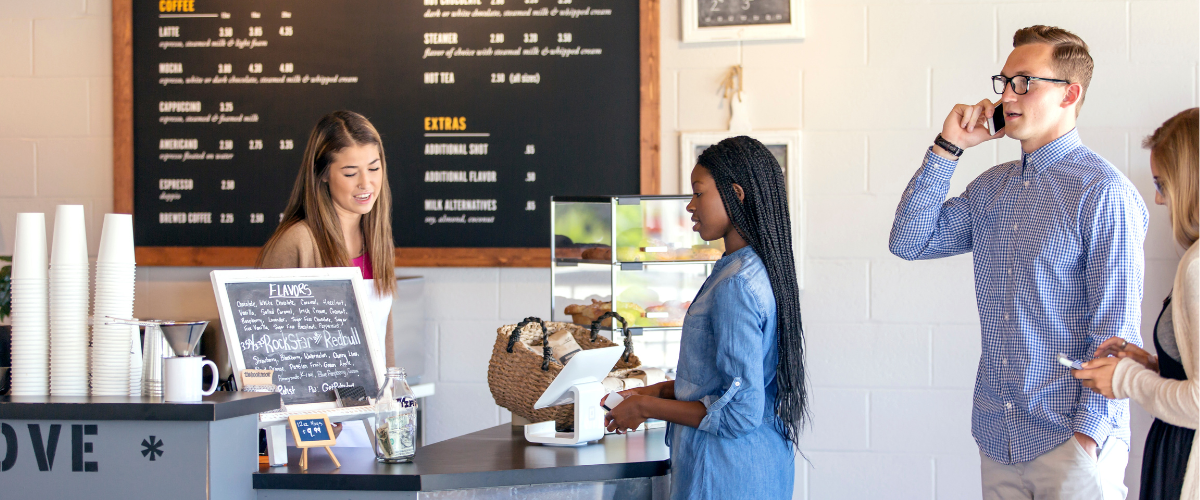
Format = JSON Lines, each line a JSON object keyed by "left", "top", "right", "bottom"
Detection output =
{"left": 581, "top": 247, "right": 611, "bottom": 261}
{"left": 564, "top": 299, "right": 611, "bottom": 326}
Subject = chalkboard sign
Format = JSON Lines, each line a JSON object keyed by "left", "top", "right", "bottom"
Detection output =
{"left": 119, "top": 0, "right": 653, "bottom": 260}
{"left": 212, "top": 268, "right": 386, "bottom": 408}
{"left": 293, "top": 417, "right": 332, "bottom": 443}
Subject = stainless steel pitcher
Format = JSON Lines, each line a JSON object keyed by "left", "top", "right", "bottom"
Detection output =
{"left": 141, "top": 324, "right": 169, "bottom": 397}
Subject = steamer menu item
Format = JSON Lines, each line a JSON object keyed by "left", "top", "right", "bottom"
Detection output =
{"left": 212, "top": 268, "right": 387, "bottom": 406}
{"left": 133, "top": 0, "right": 641, "bottom": 248}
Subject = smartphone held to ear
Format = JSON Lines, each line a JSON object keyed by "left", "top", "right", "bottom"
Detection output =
{"left": 987, "top": 104, "right": 1006, "bottom": 135}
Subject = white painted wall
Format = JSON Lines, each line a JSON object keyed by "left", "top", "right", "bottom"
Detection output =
{"left": 0, "top": 1, "right": 1195, "bottom": 498}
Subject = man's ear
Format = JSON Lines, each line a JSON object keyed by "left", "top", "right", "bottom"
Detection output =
{"left": 1062, "top": 83, "right": 1083, "bottom": 108}
{"left": 731, "top": 183, "right": 745, "bottom": 203}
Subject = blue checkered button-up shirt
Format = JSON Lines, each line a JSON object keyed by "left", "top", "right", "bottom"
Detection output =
{"left": 889, "top": 129, "right": 1148, "bottom": 465}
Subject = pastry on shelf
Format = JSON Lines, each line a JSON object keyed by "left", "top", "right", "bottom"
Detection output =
{"left": 580, "top": 246, "right": 611, "bottom": 261}
{"left": 564, "top": 299, "right": 611, "bottom": 326}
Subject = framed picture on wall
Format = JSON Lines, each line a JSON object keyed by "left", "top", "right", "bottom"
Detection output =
{"left": 680, "top": 130, "right": 804, "bottom": 287}
{"left": 682, "top": 0, "right": 805, "bottom": 43}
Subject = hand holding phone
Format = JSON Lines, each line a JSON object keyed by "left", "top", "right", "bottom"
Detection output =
{"left": 987, "top": 103, "right": 1006, "bottom": 135}
{"left": 1057, "top": 353, "right": 1085, "bottom": 370}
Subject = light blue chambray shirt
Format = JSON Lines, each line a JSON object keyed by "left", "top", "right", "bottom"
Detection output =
{"left": 889, "top": 129, "right": 1148, "bottom": 465}
{"left": 669, "top": 246, "right": 794, "bottom": 499}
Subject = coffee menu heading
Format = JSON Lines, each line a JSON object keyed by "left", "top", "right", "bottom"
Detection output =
{"left": 133, "top": 0, "right": 640, "bottom": 248}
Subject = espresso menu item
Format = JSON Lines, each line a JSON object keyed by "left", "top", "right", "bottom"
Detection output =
{"left": 134, "top": 0, "right": 640, "bottom": 248}
{"left": 223, "top": 279, "right": 379, "bottom": 405}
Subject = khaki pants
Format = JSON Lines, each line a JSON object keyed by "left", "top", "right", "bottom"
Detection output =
{"left": 980, "top": 436, "right": 1129, "bottom": 500}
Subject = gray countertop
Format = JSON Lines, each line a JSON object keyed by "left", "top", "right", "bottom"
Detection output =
{"left": 0, "top": 391, "right": 282, "bottom": 421}
{"left": 253, "top": 424, "right": 671, "bottom": 491}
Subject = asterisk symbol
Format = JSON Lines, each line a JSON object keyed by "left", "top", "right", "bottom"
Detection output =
{"left": 141, "top": 436, "right": 164, "bottom": 461}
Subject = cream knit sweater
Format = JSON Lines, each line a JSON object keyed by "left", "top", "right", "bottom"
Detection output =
{"left": 1112, "top": 242, "right": 1198, "bottom": 500}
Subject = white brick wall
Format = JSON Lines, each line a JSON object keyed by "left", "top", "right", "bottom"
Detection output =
{"left": 0, "top": 1, "right": 1194, "bottom": 498}
{"left": 660, "top": 0, "right": 1197, "bottom": 498}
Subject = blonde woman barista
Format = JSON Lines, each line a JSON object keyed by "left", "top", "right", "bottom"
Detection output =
{"left": 258, "top": 110, "right": 397, "bottom": 446}
{"left": 1075, "top": 108, "right": 1199, "bottom": 500}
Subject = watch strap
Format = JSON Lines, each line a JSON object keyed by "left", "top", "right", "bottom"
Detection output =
{"left": 934, "top": 134, "right": 963, "bottom": 158}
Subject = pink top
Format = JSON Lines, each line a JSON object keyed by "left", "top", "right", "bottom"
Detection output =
{"left": 351, "top": 253, "right": 373, "bottom": 280}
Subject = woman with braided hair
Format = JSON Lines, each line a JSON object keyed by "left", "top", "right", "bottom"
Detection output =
{"left": 603, "top": 136, "right": 805, "bottom": 498}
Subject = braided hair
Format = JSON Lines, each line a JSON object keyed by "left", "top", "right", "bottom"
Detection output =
{"left": 697, "top": 136, "right": 808, "bottom": 448}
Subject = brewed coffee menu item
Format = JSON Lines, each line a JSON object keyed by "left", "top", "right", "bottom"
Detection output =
{"left": 223, "top": 279, "right": 378, "bottom": 405}
{"left": 134, "top": 0, "right": 640, "bottom": 248}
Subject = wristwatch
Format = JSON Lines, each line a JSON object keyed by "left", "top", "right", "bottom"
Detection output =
{"left": 934, "top": 134, "right": 963, "bottom": 158}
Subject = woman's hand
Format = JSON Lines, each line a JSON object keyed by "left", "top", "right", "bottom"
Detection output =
{"left": 1073, "top": 357, "right": 1121, "bottom": 399}
{"left": 1093, "top": 337, "right": 1158, "bottom": 373}
{"left": 604, "top": 395, "right": 649, "bottom": 434}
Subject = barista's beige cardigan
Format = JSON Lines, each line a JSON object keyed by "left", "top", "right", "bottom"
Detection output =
{"left": 1113, "top": 242, "right": 1198, "bottom": 500}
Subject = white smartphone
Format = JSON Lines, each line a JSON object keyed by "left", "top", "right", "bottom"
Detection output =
{"left": 1056, "top": 353, "right": 1085, "bottom": 370}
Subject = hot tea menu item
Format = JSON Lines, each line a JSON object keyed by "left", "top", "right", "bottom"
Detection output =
{"left": 134, "top": 0, "right": 640, "bottom": 248}
{"left": 223, "top": 279, "right": 379, "bottom": 405}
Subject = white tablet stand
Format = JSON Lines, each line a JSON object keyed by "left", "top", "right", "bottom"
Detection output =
{"left": 524, "top": 346, "right": 625, "bottom": 446}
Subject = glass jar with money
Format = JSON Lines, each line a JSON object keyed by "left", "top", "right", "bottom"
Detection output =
{"left": 373, "top": 367, "right": 417, "bottom": 463}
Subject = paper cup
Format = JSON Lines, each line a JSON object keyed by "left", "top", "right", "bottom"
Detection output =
{"left": 50, "top": 205, "right": 88, "bottom": 266}
{"left": 97, "top": 214, "right": 135, "bottom": 265}
{"left": 13, "top": 213, "right": 48, "bottom": 280}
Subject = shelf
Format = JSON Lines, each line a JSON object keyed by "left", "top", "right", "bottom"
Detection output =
{"left": 554, "top": 258, "right": 718, "bottom": 267}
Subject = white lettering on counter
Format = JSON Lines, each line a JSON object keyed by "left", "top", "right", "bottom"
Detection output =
{"left": 159, "top": 138, "right": 198, "bottom": 150}
{"left": 159, "top": 101, "right": 201, "bottom": 112}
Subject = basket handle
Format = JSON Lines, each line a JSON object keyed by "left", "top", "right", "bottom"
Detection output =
{"left": 506, "top": 316, "right": 553, "bottom": 371}
{"left": 589, "top": 312, "right": 635, "bottom": 362}
{"left": 589, "top": 311, "right": 627, "bottom": 342}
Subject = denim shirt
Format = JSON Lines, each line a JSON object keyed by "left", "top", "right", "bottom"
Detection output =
{"left": 669, "top": 246, "right": 794, "bottom": 499}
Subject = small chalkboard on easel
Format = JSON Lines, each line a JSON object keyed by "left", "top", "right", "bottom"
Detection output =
{"left": 287, "top": 414, "right": 340, "bottom": 471}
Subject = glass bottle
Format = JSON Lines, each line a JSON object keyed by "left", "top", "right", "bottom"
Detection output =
{"left": 374, "top": 367, "right": 417, "bottom": 463}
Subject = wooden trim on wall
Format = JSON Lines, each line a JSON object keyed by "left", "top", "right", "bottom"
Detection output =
{"left": 112, "top": 0, "right": 133, "bottom": 214}
{"left": 114, "top": 1, "right": 659, "bottom": 267}
{"left": 640, "top": 0, "right": 661, "bottom": 196}
{"left": 134, "top": 247, "right": 551, "bottom": 268}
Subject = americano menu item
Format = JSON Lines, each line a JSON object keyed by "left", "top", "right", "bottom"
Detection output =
{"left": 211, "top": 268, "right": 386, "bottom": 406}
{"left": 133, "top": 0, "right": 641, "bottom": 249}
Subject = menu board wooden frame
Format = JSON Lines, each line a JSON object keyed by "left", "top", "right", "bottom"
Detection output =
{"left": 111, "top": 0, "right": 660, "bottom": 267}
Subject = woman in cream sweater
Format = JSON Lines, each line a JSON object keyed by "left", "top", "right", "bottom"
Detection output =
{"left": 1075, "top": 108, "right": 1198, "bottom": 500}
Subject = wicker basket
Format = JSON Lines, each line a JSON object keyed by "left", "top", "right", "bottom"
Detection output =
{"left": 487, "top": 315, "right": 639, "bottom": 430}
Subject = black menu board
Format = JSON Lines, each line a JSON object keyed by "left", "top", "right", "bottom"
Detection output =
{"left": 134, "top": 0, "right": 641, "bottom": 248}
{"left": 224, "top": 279, "right": 379, "bottom": 405}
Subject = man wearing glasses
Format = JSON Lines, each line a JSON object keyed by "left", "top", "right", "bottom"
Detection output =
{"left": 890, "top": 25, "right": 1147, "bottom": 499}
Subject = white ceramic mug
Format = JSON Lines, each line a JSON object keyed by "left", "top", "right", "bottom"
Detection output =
{"left": 163, "top": 356, "right": 218, "bottom": 402}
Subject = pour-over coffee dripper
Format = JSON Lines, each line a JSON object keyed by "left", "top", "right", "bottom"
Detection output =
{"left": 159, "top": 321, "right": 209, "bottom": 357}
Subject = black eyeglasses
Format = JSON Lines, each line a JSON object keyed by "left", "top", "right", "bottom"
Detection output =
{"left": 992, "top": 74, "right": 1071, "bottom": 95}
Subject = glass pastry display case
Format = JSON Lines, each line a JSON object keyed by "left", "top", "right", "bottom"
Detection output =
{"left": 551, "top": 196, "right": 723, "bottom": 372}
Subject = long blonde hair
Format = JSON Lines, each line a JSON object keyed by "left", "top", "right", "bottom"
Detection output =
{"left": 1144, "top": 107, "right": 1199, "bottom": 249}
{"left": 258, "top": 111, "right": 396, "bottom": 295}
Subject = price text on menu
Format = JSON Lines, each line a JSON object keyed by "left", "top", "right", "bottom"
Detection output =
{"left": 134, "top": 0, "right": 640, "bottom": 247}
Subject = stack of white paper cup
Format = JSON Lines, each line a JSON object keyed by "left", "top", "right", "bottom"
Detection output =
{"left": 91, "top": 214, "right": 136, "bottom": 396}
{"left": 9, "top": 213, "right": 50, "bottom": 396}
{"left": 49, "top": 205, "right": 90, "bottom": 396}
